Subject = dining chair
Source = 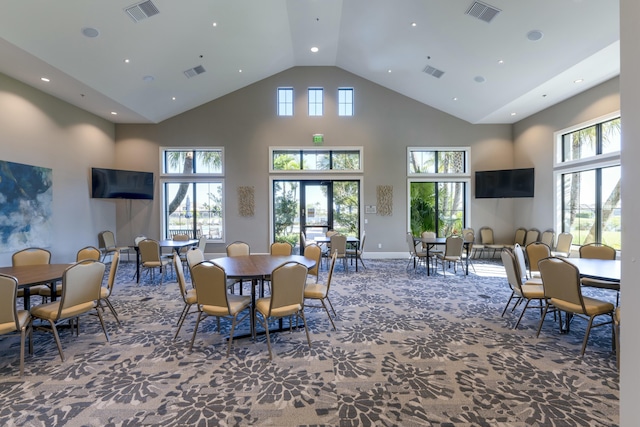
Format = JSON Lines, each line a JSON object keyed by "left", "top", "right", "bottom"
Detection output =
{"left": 30, "top": 260, "right": 109, "bottom": 362}
{"left": 270, "top": 242, "right": 293, "bottom": 256}
{"left": 304, "top": 244, "right": 323, "bottom": 285}
{"left": 98, "top": 251, "right": 121, "bottom": 326}
{"left": 304, "top": 251, "right": 338, "bottom": 331}
{"left": 186, "top": 247, "right": 205, "bottom": 271}
{"left": 420, "top": 231, "right": 441, "bottom": 270}
{"left": 551, "top": 232, "right": 573, "bottom": 258}
{"left": 98, "top": 230, "right": 131, "bottom": 262}
{"left": 525, "top": 242, "right": 551, "bottom": 279}
{"left": 477, "top": 227, "right": 503, "bottom": 258}
{"left": 254, "top": 261, "right": 311, "bottom": 360}
{"left": 189, "top": 261, "right": 251, "bottom": 356}
{"left": 174, "top": 255, "right": 197, "bottom": 340}
{"left": 76, "top": 245, "right": 101, "bottom": 262}
{"left": 138, "top": 239, "right": 170, "bottom": 285}
{"left": 435, "top": 235, "right": 464, "bottom": 276}
{"left": 226, "top": 241, "right": 250, "bottom": 294}
{"left": 462, "top": 230, "right": 477, "bottom": 273}
{"left": 171, "top": 234, "right": 191, "bottom": 271}
{"left": 500, "top": 249, "right": 546, "bottom": 329}
{"left": 504, "top": 227, "right": 527, "bottom": 250}
{"left": 579, "top": 242, "right": 619, "bottom": 305}
{"left": 536, "top": 256, "right": 615, "bottom": 356}
{"left": 197, "top": 235, "right": 207, "bottom": 253}
{"left": 13, "top": 247, "right": 53, "bottom": 302}
{"left": 524, "top": 228, "right": 541, "bottom": 246}
{"left": 540, "top": 229, "right": 555, "bottom": 249}
{"left": 329, "top": 234, "right": 348, "bottom": 272}
{"left": 406, "top": 232, "right": 428, "bottom": 271}
{"left": 347, "top": 230, "right": 367, "bottom": 270}
{"left": 0, "top": 274, "right": 33, "bottom": 377}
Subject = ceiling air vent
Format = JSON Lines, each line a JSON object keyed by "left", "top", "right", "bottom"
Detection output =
{"left": 465, "top": 1, "right": 501, "bottom": 23}
{"left": 423, "top": 65, "right": 445, "bottom": 79}
{"left": 184, "top": 65, "right": 206, "bottom": 79}
{"left": 125, "top": 0, "right": 160, "bottom": 23}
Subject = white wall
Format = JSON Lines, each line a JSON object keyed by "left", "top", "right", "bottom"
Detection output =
{"left": 0, "top": 73, "right": 116, "bottom": 264}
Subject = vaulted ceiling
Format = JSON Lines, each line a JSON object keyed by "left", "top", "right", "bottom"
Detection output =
{"left": 0, "top": 0, "right": 619, "bottom": 125}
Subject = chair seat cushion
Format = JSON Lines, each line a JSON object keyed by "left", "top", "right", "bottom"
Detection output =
{"left": 255, "top": 297, "right": 300, "bottom": 318}
{"left": 304, "top": 283, "right": 328, "bottom": 299}
{"left": 31, "top": 301, "right": 95, "bottom": 321}
{"left": 185, "top": 289, "right": 197, "bottom": 304}
{"left": 201, "top": 294, "right": 250, "bottom": 316}
{"left": 0, "top": 310, "right": 28, "bottom": 334}
{"left": 520, "top": 283, "right": 544, "bottom": 299}
{"left": 550, "top": 296, "right": 614, "bottom": 316}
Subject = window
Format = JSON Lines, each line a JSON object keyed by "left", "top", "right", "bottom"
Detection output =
{"left": 407, "top": 148, "right": 470, "bottom": 237}
{"left": 270, "top": 148, "right": 362, "bottom": 172}
{"left": 338, "top": 88, "right": 354, "bottom": 116}
{"left": 555, "top": 114, "right": 621, "bottom": 250}
{"left": 160, "top": 148, "right": 224, "bottom": 242}
{"left": 277, "top": 88, "right": 293, "bottom": 116}
{"left": 308, "top": 88, "right": 323, "bottom": 116}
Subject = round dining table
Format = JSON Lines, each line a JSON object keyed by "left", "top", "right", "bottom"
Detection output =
{"left": 0, "top": 263, "right": 71, "bottom": 309}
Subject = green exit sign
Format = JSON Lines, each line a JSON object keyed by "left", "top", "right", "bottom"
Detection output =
{"left": 313, "top": 134, "right": 324, "bottom": 145}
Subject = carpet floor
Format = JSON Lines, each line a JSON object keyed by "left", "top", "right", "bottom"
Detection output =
{"left": 0, "top": 258, "right": 619, "bottom": 427}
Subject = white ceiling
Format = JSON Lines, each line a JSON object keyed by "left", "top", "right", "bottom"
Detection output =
{"left": 0, "top": 0, "right": 620, "bottom": 125}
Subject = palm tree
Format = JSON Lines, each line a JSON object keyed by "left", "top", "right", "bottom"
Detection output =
{"left": 166, "top": 150, "right": 222, "bottom": 215}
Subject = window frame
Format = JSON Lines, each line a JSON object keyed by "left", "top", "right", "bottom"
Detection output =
{"left": 159, "top": 147, "right": 225, "bottom": 243}
{"left": 338, "top": 87, "right": 354, "bottom": 117}
{"left": 308, "top": 87, "right": 323, "bottom": 116}
{"left": 277, "top": 87, "right": 294, "bottom": 117}
{"left": 407, "top": 147, "right": 470, "bottom": 178}
{"left": 269, "top": 147, "right": 363, "bottom": 174}
{"left": 553, "top": 111, "right": 621, "bottom": 250}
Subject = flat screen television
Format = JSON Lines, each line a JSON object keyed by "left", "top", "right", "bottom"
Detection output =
{"left": 91, "top": 167, "right": 154, "bottom": 200}
{"left": 475, "top": 168, "right": 534, "bottom": 198}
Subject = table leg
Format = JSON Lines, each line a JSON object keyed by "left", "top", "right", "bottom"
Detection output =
{"left": 22, "top": 287, "right": 30, "bottom": 310}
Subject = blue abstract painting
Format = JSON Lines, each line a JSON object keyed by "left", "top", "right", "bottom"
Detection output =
{"left": 0, "top": 160, "right": 53, "bottom": 253}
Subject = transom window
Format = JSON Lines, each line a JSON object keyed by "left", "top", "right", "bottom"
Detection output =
{"left": 554, "top": 113, "right": 621, "bottom": 250}
{"left": 270, "top": 148, "right": 362, "bottom": 172}
{"left": 408, "top": 148, "right": 468, "bottom": 175}
{"left": 277, "top": 88, "right": 293, "bottom": 116}
{"left": 338, "top": 88, "right": 354, "bottom": 116}
{"left": 160, "top": 148, "right": 225, "bottom": 242}
{"left": 308, "top": 88, "right": 323, "bottom": 116}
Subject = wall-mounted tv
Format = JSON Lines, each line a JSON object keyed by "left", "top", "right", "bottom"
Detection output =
{"left": 475, "top": 168, "right": 534, "bottom": 198}
{"left": 91, "top": 167, "right": 154, "bottom": 200}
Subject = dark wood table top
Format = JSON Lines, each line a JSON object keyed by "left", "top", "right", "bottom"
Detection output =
{"left": 0, "top": 264, "right": 70, "bottom": 288}
{"left": 313, "top": 236, "right": 359, "bottom": 244}
{"left": 565, "top": 258, "right": 621, "bottom": 283}
{"left": 212, "top": 254, "right": 315, "bottom": 279}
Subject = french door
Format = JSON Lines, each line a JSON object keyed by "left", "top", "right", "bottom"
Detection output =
{"left": 273, "top": 179, "right": 360, "bottom": 253}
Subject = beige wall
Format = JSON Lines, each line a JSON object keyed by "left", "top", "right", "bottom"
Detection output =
{"left": 0, "top": 73, "right": 116, "bottom": 265}
{"left": 116, "top": 66, "right": 514, "bottom": 253}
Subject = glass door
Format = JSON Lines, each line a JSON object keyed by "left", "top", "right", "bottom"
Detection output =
{"left": 301, "top": 181, "right": 331, "bottom": 242}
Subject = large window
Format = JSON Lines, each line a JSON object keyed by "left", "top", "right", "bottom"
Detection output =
{"left": 160, "top": 148, "right": 224, "bottom": 242}
{"left": 407, "top": 147, "right": 470, "bottom": 237}
{"left": 555, "top": 114, "right": 621, "bottom": 250}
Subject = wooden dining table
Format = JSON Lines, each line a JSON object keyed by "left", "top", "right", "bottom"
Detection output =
{"left": 212, "top": 254, "right": 316, "bottom": 337}
{"left": 565, "top": 258, "right": 621, "bottom": 284}
{"left": 0, "top": 263, "right": 71, "bottom": 309}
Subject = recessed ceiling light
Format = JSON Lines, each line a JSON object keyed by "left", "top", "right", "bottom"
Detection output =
{"left": 81, "top": 27, "right": 100, "bottom": 38}
{"left": 574, "top": 78, "right": 584, "bottom": 84}
{"left": 511, "top": 112, "right": 517, "bottom": 116}
{"left": 526, "top": 30, "right": 544, "bottom": 41}
{"left": 453, "top": 97, "right": 458, "bottom": 101}
{"left": 498, "top": 59, "right": 504, "bottom": 64}
{"left": 212, "top": 22, "right": 217, "bottom": 27}
{"left": 238, "top": 69, "right": 243, "bottom": 73}
{"left": 310, "top": 47, "right": 319, "bottom": 53}
{"left": 411, "top": 22, "right": 417, "bottom": 27}
{"left": 110, "top": 112, "right": 117, "bottom": 115}
{"left": 40, "top": 77, "right": 50, "bottom": 82}
{"left": 124, "top": 59, "right": 130, "bottom": 64}
{"left": 172, "top": 96, "right": 176, "bottom": 101}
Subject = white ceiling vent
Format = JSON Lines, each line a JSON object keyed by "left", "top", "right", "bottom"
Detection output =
{"left": 423, "top": 65, "right": 445, "bottom": 79}
{"left": 184, "top": 65, "right": 206, "bottom": 79}
{"left": 125, "top": 0, "right": 160, "bottom": 23}
{"left": 465, "top": 1, "right": 501, "bottom": 23}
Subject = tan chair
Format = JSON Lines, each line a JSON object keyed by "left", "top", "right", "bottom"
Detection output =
{"left": 174, "top": 255, "right": 197, "bottom": 340}
{"left": 186, "top": 247, "right": 205, "bottom": 271}
{"left": 171, "top": 234, "right": 191, "bottom": 269}
{"left": 540, "top": 229, "right": 555, "bottom": 248}
{"left": 579, "top": 243, "right": 619, "bottom": 305}
{"left": 476, "top": 227, "right": 503, "bottom": 258}
{"left": 347, "top": 230, "right": 367, "bottom": 270}
{"left": 462, "top": 231, "right": 476, "bottom": 273}
{"left": 270, "top": 242, "right": 293, "bottom": 256}
{"left": 13, "top": 247, "right": 52, "bottom": 301}
{"left": 524, "top": 228, "right": 541, "bottom": 246}
{"left": 551, "top": 232, "right": 573, "bottom": 257}
{"left": 98, "top": 251, "right": 121, "bottom": 326}
{"left": 304, "top": 244, "right": 323, "bottom": 285}
{"left": 536, "top": 257, "right": 614, "bottom": 356}
{"left": 420, "top": 231, "right": 442, "bottom": 270}
{"left": 513, "top": 244, "right": 541, "bottom": 284}
{"left": 76, "top": 245, "right": 101, "bottom": 262}
{"left": 138, "top": 239, "right": 170, "bottom": 285}
{"left": 226, "top": 241, "right": 250, "bottom": 293}
{"left": 406, "top": 232, "right": 428, "bottom": 271}
{"left": 189, "top": 261, "right": 251, "bottom": 356}
{"left": 98, "top": 230, "right": 131, "bottom": 262}
{"left": 30, "top": 260, "right": 109, "bottom": 362}
{"left": 329, "top": 234, "right": 348, "bottom": 272}
{"left": 0, "top": 274, "right": 33, "bottom": 376}
{"left": 504, "top": 227, "right": 527, "bottom": 250}
{"left": 254, "top": 261, "right": 311, "bottom": 359}
{"left": 500, "top": 249, "right": 546, "bottom": 329}
{"left": 435, "top": 235, "right": 464, "bottom": 276}
{"left": 525, "top": 242, "right": 551, "bottom": 279}
{"left": 305, "top": 251, "right": 338, "bottom": 330}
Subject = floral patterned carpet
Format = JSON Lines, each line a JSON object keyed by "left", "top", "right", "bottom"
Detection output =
{"left": 0, "top": 257, "right": 619, "bottom": 426}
